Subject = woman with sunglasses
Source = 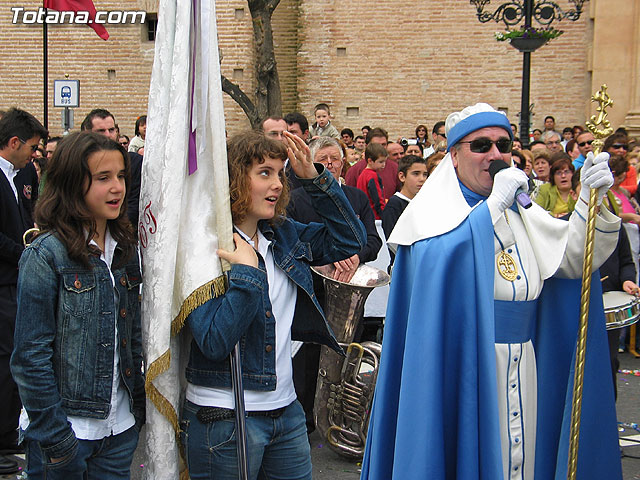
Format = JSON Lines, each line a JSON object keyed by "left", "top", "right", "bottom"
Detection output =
{"left": 605, "top": 133, "right": 635, "bottom": 196}
{"left": 117, "top": 135, "right": 130, "bottom": 151}
{"left": 535, "top": 154, "right": 577, "bottom": 217}
{"left": 414, "top": 124, "right": 429, "bottom": 149}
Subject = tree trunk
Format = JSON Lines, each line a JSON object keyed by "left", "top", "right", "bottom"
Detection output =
{"left": 249, "top": 0, "right": 282, "bottom": 122}
{"left": 220, "top": 0, "right": 282, "bottom": 129}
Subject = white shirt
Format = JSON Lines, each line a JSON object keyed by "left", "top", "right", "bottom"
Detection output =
{"left": 186, "top": 226, "right": 298, "bottom": 411}
{"left": 0, "top": 155, "right": 19, "bottom": 202}
{"left": 392, "top": 191, "right": 411, "bottom": 203}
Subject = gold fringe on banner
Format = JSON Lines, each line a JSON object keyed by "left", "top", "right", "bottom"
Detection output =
{"left": 172, "top": 275, "right": 228, "bottom": 336}
{"left": 144, "top": 272, "right": 228, "bottom": 480}
{"left": 145, "top": 350, "right": 176, "bottom": 429}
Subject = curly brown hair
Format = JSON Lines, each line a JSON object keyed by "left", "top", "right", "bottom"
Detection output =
{"left": 227, "top": 131, "right": 290, "bottom": 226}
{"left": 35, "top": 132, "right": 136, "bottom": 268}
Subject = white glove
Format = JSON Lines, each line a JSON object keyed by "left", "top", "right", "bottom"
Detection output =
{"left": 486, "top": 167, "right": 529, "bottom": 217}
{"left": 579, "top": 151, "right": 613, "bottom": 206}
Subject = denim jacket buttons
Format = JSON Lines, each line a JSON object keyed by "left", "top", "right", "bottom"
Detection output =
{"left": 62, "top": 272, "right": 96, "bottom": 316}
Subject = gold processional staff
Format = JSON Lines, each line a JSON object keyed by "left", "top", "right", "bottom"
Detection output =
{"left": 567, "top": 84, "right": 614, "bottom": 480}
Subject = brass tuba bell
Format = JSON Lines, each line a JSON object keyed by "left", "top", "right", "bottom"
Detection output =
{"left": 311, "top": 263, "right": 389, "bottom": 458}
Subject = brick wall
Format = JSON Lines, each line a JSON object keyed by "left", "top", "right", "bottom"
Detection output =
{"left": 0, "top": 0, "right": 609, "bottom": 141}
{"left": 297, "top": 0, "right": 591, "bottom": 140}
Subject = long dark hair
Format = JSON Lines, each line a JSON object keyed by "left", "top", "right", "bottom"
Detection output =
{"left": 35, "top": 132, "right": 136, "bottom": 267}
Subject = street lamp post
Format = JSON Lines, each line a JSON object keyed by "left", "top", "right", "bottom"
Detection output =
{"left": 469, "top": 0, "right": 587, "bottom": 147}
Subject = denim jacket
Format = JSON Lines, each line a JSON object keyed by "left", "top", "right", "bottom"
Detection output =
{"left": 186, "top": 166, "right": 366, "bottom": 391}
{"left": 10, "top": 232, "right": 145, "bottom": 459}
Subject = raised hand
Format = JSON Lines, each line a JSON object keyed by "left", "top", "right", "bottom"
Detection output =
{"left": 283, "top": 131, "right": 318, "bottom": 179}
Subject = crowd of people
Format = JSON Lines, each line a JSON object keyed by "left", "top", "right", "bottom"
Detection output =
{"left": 1, "top": 100, "right": 638, "bottom": 479}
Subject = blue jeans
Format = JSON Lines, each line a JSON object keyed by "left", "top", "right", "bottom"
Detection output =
{"left": 181, "top": 399, "right": 312, "bottom": 480}
{"left": 25, "top": 426, "right": 139, "bottom": 480}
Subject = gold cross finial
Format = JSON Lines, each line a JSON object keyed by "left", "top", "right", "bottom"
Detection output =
{"left": 586, "top": 84, "right": 614, "bottom": 154}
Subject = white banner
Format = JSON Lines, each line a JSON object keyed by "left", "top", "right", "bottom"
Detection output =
{"left": 139, "top": 0, "right": 232, "bottom": 478}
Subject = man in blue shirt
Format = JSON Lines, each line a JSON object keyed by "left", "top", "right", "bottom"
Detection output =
{"left": 573, "top": 130, "right": 595, "bottom": 169}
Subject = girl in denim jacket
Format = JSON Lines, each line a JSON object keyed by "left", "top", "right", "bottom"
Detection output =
{"left": 11, "top": 132, "right": 144, "bottom": 479}
{"left": 181, "top": 131, "right": 365, "bottom": 479}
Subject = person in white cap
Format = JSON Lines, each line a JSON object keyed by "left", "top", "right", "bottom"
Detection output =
{"left": 361, "top": 103, "right": 623, "bottom": 480}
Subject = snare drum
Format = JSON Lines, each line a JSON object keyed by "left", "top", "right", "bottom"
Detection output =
{"left": 602, "top": 291, "right": 640, "bottom": 330}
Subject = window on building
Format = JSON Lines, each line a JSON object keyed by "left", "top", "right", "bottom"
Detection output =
{"left": 146, "top": 13, "right": 158, "bottom": 41}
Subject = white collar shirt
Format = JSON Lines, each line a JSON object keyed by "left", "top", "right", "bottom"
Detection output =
{"left": 0, "top": 155, "right": 19, "bottom": 202}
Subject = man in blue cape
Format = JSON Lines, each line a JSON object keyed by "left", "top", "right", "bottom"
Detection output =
{"left": 361, "top": 103, "right": 623, "bottom": 480}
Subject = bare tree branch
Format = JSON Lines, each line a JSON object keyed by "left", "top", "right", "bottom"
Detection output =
{"left": 221, "top": 74, "right": 260, "bottom": 128}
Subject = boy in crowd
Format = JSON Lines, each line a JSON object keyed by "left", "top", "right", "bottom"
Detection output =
{"left": 382, "top": 155, "right": 428, "bottom": 265}
{"left": 309, "top": 103, "right": 340, "bottom": 139}
{"left": 345, "top": 145, "right": 361, "bottom": 169}
{"left": 357, "top": 143, "right": 388, "bottom": 220}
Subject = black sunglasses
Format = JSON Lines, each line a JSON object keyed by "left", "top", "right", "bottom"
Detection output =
{"left": 458, "top": 138, "right": 512, "bottom": 154}
{"left": 18, "top": 138, "right": 39, "bottom": 152}
{"left": 612, "top": 143, "right": 629, "bottom": 150}
{"left": 437, "top": 131, "right": 447, "bottom": 138}
{"left": 578, "top": 139, "right": 593, "bottom": 147}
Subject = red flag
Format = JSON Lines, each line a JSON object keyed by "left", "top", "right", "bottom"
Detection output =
{"left": 44, "top": 0, "right": 109, "bottom": 40}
